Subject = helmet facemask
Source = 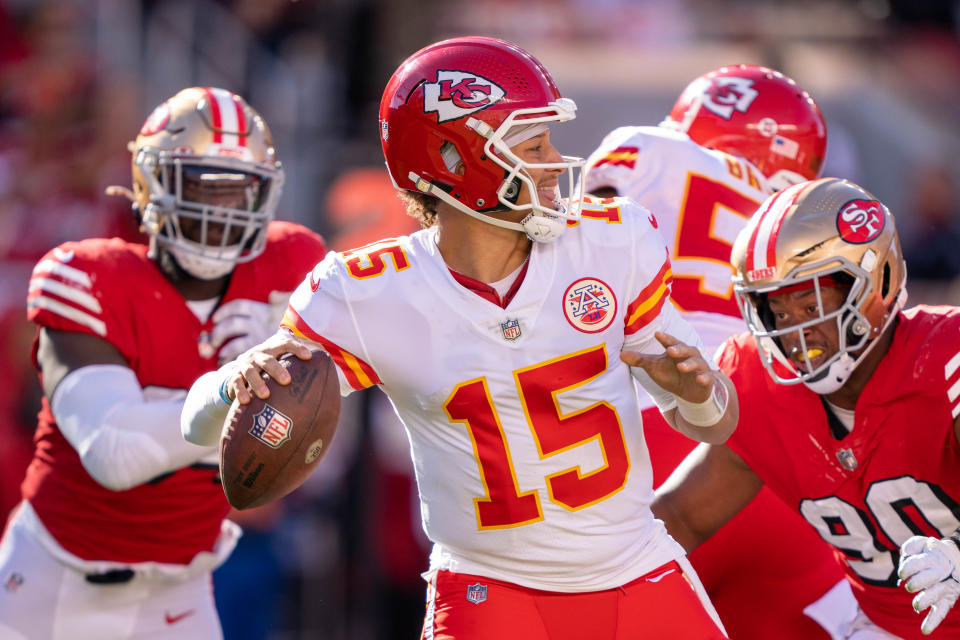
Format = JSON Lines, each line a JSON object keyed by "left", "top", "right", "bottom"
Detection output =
{"left": 407, "top": 99, "right": 584, "bottom": 244}
{"left": 472, "top": 97, "right": 585, "bottom": 241}
{"left": 735, "top": 254, "right": 903, "bottom": 394}
{"left": 136, "top": 147, "right": 283, "bottom": 280}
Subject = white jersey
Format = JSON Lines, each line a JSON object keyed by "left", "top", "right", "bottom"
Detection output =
{"left": 282, "top": 198, "right": 699, "bottom": 592}
{"left": 583, "top": 126, "right": 771, "bottom": 367}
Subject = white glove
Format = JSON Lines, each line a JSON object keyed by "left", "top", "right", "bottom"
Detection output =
{"left": 898, "top": 534, "right": 960, "bottom": 635}
{"left": 210, "top": 290, "right": 290, "bottom": 364}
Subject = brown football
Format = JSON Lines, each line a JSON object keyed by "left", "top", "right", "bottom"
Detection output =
{"left": 219, "top": 349, "right": 340, "bottom": 510}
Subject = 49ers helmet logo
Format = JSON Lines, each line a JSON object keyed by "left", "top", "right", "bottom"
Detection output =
{"left": 423, "top": 70, "right": 506, "bottom": 123}
{"left": 139, "top": 102, "right": 170, "bottom": 136}
{"left": 701, "top": 77, "right": 759, "bottom": 120}
{"left": 837, "top": 199, "right": 885, "bottom": 244}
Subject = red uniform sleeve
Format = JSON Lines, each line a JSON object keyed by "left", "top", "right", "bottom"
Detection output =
{"left": 26, "top": 240, "right": 142, "bottom": 361}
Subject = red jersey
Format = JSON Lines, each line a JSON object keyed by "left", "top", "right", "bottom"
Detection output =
{"left": 719, "top": 306, "right": 960, "bottom": 639}
{"left": 22, "top": 221, "right": 326, "bottom": 564}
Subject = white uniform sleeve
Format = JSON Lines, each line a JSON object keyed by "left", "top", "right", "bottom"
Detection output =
{"left": 622, "top": 302, "right": 712, "bottom": 412}
{"left": 181, "top": 362, "right": 239, "bottom": 447}
{"left": 51, "top": 364, "right": 217, "bottom": 491}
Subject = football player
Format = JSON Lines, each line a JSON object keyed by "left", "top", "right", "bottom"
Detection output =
{"left": 653, "top": 177, "right": 960, "bottom": 639}
{"left": 581, "top": 65, "right": 843, "bottom": 639}
{"left": 0, "top": 87, "right": 326, "bottom": 639}
{"left": 183, "top": 37, "right": 738, "bottom": 639}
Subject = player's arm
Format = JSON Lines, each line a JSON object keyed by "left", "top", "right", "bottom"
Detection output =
{"left": 36, "top": 328, "right": 217, "bottom": 491}
{"left": 181, "top": 331, "right": 313, "bottom": 446}
{"left": 652, "top": 442, "right": 762, "bottom": 552}
{"left": 622, "top": 331, "right": 739, "bottom": 444}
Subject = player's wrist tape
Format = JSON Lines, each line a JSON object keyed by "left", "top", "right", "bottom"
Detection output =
{"left": 676, "top": 381, "right": 728, "bottom": 427}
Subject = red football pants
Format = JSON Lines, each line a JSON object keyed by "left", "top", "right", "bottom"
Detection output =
{"left": 421, "top": 561, "right": 727, "bottom": 640}
{"left": 642, "top": 407, "right": 843, "bottom": 640}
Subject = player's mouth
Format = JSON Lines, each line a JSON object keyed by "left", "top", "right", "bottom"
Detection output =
{"left": 537, "top": 182, "right": 560, "bottom": 205}
{"left": 790, "top": 344, "right": 828, "bottom": 372}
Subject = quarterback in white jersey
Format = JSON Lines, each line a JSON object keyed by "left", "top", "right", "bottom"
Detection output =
{"left": 584, "top": 66, "right": 844, "bottom": 640}
{"left": 185, "top": 38, "right": 738, "bottom": 640}
{"left": 284, "top": 195, "right": 699, "bottom": 590}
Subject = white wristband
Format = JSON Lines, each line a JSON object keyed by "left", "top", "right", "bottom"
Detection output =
{"left": 676, "top": 382, "right": 728, "bottom": 427}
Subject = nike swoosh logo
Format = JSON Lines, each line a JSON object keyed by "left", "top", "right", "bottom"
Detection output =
{"left": 164, "top": 610, "right": 195, "bottom": 625}
{"left": 645, "top": 569, "right": 675, "bottom": 583}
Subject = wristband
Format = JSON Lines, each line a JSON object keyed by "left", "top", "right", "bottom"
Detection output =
{"left": 218, "top": 378, "right": 232, "bottom": 405}
{"left": 676, "top": 381, "right": 728, "bottom": 427}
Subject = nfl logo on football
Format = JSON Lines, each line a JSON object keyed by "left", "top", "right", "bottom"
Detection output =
{"left": 249, "top": 405, "right": 293, "bottom": 448}
{"left": 501, "top": 318, "right": 521, "bottom": 341}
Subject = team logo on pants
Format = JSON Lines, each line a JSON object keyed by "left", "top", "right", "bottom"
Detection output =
{"left": 466, "top": 583, "right": 488, "bottom": 604}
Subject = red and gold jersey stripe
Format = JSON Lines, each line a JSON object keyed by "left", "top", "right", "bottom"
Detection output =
{"left": 591, "top": 145, "right": 640, "bottom": 170}
{"left": 281, "top": 306, "right": 381, "bottom": 390}
{"left": 624, "top": 250, "right": 673, "bottom": 335}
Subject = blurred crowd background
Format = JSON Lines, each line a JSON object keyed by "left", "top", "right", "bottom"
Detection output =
{"left": 0, "top": 0, "right": 958, "bottom": 638}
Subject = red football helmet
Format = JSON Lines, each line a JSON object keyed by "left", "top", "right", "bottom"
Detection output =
{"left": 664, "top": 64, "right": 826, "bottom": 191}
{"left": 379, "top": 36, "right": 584, "bottom": 242}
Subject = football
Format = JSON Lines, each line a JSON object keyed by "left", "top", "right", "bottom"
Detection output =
{"left": 219, "top": 349, "right": 340, "bottom": 510}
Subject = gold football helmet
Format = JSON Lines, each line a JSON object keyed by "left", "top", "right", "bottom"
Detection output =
{"left": 123, "top": 87, "right": 284, "bottom": 279}
{"left": 731, "top": 178, "right": 906, "bottom": 393}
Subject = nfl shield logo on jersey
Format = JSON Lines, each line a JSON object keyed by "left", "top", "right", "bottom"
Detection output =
{"left": 249, "top": 405, "right": 293, "bottom": 448}
{"left": 4, "top": 572, "right": 24, "bottom": 593}
{"left": 836, "top": 448, "right": 858, "bottom": 471}
{"left": 501, "top": 318, "right": 521, "bottom": 341}
{"left": 466, "top": 583, "right": 488, "bottom": 605}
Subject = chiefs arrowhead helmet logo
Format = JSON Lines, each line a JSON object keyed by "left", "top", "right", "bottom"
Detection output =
{"left": 701, "top": 77, "right": 759, "bottom": 120}
{"left": 423, "top": 70, "right": 506, "bottom": 123}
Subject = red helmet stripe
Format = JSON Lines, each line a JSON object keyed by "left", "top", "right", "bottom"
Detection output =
{"left": 743, "top": 188, "right": 780, "bottom": 272}
{"left": 763, "top": 183, "right": 806, "bottom": 267}
{"left": 202, "top": 87, "right": 223, "bottom": 143}
{"left": 233, "top": 96, "right": 247, "bottom": 147}
{"left": 743, "top": 181, "right": 804, "bottom": 272}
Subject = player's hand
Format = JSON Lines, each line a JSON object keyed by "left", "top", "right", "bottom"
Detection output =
{"left": 620, "top": 332, "right": 715, "bottom": 404}
{"left": 211, "top": 291, "right": 290, "bottom": 364}
{"left": 224, "top": 332, "right": 313, "bottom": 405}
{"left": 898, "top": 535, "right": 960, "bottom": 635}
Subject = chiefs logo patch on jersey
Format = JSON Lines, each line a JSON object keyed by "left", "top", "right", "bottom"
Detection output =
{"left": 837, "top": 199, "right": 884, "bottom": 244}
{"left": 423, "top": 70, "right": 506, "bottom": 123}
{"left": 701, "top": 77, "right": 759, "bottom": 120}
{"left": 563, "top": 278, "right": 617, "bottom": 333}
